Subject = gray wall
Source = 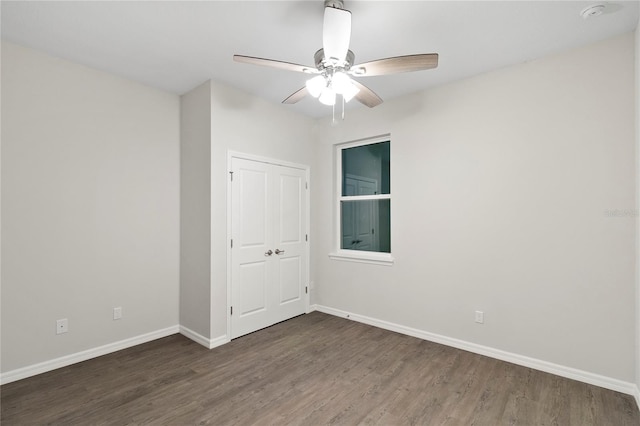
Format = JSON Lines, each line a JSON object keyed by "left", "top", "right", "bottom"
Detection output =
{"left": 635, "top": 22, "right": 640, "bottom": 400}
{"left": 180, "top": 81, "right": 212, "bottom": 338}
{"left": 1, "top": 42, "right": 180, "bottom": 373}
{"left": 312, "top": 33, "right": 636, "bottom": 383}
{"left": 208, "top": 81, "right": 315, "bottom": 339}
{"left": 179, "top": 80, "right": 315, "bottom": 341}
{"left": 1, "top": 30, "right": 638, "bottom": 397}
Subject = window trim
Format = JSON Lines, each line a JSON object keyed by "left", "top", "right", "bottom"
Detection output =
{"left": 329, "top": 135, "right": 394, "bottom": 266}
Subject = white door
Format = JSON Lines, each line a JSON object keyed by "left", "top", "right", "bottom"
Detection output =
{"left": 230, "top": 157, "right": 307, "bottom": 339}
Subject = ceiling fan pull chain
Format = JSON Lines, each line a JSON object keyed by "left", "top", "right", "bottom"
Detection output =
{"left": 332, "top": 100, "right": 336, "bottom": 126}
{"left": 331, "top": 95, "right": 345, "bottom": 126}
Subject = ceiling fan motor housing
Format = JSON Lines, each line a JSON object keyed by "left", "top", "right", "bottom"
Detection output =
{"left": 324, "top": 0, "right": 345, "bottom": 9}
{"left": 315, "top": 48, "right": 355, "bottom": 72}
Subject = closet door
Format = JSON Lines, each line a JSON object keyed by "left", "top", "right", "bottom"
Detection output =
{"left": 230, "top": 158, "right": 307, "bottom": 339}
{"left": 271, "top": 165, "right": 307, "bottom": 325}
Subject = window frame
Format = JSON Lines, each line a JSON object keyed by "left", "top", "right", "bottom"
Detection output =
{"left": 329, "top": 135, "right": 394, "bottom": 266}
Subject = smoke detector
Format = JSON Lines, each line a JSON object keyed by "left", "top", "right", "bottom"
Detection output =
{"left": 580, "top": 3, "right": 623, "bottom": 19}
{"left": 581, "top": 4, "right": 605, "bottom": 19}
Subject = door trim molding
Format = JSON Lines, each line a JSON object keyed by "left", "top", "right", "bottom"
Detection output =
{"left": 226, "top": 151, "right": 311, "bottom": 341}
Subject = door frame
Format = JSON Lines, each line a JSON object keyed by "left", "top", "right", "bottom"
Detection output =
{"left": 226, "top": 151, "right": 311, "bottom": 340}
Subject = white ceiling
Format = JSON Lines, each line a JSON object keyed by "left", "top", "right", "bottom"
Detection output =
{"left": 2, "top": 1, "right": 638, "bottom": 118}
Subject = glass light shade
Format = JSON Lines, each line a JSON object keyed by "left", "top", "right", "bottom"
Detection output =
{"left": 305, "top": 75, "right": 326, "bottom": 98}
{"left": 331, "top": 72, "right": 352, "bottom": 94}
{"left": 319, "top": 87, "right": 336, "bottom": 106}
{"left": 341, "top": 81, "right": 360, "bottom": 102}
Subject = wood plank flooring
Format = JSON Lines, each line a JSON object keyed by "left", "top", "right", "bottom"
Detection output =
{"left": 2, "top": 312, "right": 639, "bottom": 425}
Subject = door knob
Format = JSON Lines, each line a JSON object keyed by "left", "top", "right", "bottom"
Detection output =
{"left": 275, "top": 249, "right": 285, "bottom": 255}
{"left": 265, "top": 249, "right": 273, "bottom": 256}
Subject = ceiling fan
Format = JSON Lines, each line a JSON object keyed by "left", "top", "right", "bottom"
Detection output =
{"left": 233, "top": 0, "right": 438, "bottom": 109}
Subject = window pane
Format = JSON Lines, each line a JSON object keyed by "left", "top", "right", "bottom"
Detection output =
{"left": 340, "top": 199, "right": 390, "bottom": 253}
{"left": 342, "top": 141, "right": 390, "bottom": 196}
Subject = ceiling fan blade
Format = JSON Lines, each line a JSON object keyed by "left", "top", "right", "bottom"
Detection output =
{"left": 351, "top": 54, "right": 439, "bottom": 77}
{"left": 351, "top": 80, "right": 383, "bottom": 108}
{"left": 233, "top": 55, "right": 316, "bottom": 74}
{"left": 282, "top": 87, "right": 309, "bottom": 104}
{"left": 323, "top": 6, "right": 351, "bottom": 62}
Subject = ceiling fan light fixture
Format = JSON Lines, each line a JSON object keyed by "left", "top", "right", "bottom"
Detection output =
{"left": 341, "top": 81, "right": 360, "bottom": 102}
{"left": 306, "top": 75, "right": 326, "bottom": 98}
{"left": 319, "top": 87, "right": 337, "bottom": 106}
{"left": 234, "top": 1, "right": 439, "bottom": 112}
{"left": 331, "top": 72, "right": 351, "bottom": 92}
{"left": 330, "top": 71, "right": 359, "bottom": 103}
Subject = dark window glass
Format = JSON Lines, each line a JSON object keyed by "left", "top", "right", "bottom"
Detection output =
{"left": 340, "top": 199, "right": 390, "bottom": 253}
{"left": 342, "top": 141, "right": 390, "bottom": 196}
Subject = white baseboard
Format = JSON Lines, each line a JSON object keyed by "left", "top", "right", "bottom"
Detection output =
{"left": 310, "top": 304, "right": 638, "bottom": 397}
{"left": 179, "top": 325, "right": 228, "bottom": 349}
{"left": 0, "top": 325, "right": 180, "bottom": 385}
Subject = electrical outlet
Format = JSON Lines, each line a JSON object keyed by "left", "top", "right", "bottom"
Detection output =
{"left": 475, "top": 311, "right": 484, "bottom": 324}
{"left": 56, "top": 318, "right": 68, "bottom": 334}
{"left": 113, "top": 307, "right": 122, "bottom": 320}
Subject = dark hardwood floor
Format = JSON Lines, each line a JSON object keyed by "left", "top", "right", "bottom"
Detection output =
{"left": 2, "top": 312, "right": 638, "bottom": 425}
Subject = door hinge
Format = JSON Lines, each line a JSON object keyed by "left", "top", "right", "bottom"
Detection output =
{"left": 305, "top": 182, "right": 308, "bottom": 190}
{"left": 305, "top": 234, "right": 308, "bottom": 242}
{"left": 305, "top": 286, "right": 308, "bottom": 294}
{"left": 229, "top": 171, "right": 234, "bottom": 181}
{"left": 230, "top": 239, "right": 233, "bottom": 248}
{"left": 230, "top": 306, "right": 233, "bottom": 315}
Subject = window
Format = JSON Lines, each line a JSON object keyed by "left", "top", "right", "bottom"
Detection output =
{"left": 330, "top": 137, "right": 394, "bottom": 265}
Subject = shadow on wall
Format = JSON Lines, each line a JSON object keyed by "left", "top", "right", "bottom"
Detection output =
{"left": 381, "top": 90, "right": 429, "bottom": 123}
{"left": 211, "top": 83, "right": 258, "bottom": 111}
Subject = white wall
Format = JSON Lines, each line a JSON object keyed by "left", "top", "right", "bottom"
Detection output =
{"left": 209, "top": 81, "right": 315, "bottom": 338}
{"left": 635, "top": 21, "right": 640, "bottom": 400}
{"left": 1, "top": 42, "right": 180, "bottom": 373}
{"left": 179, "top": 79, "right": 315, "bottom": 341}
{"left": 180, "top": 81, "right": 212, "bottom": 338}
{"left": 312, "top": 33, "right": 636, "bottom": 383}
{"left": 1, "top": 29, "right": 636, "bottom": 394}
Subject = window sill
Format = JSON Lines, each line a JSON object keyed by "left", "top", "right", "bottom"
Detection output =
{"left": 328, "top": 251, "right": 394, "bottom": 266}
